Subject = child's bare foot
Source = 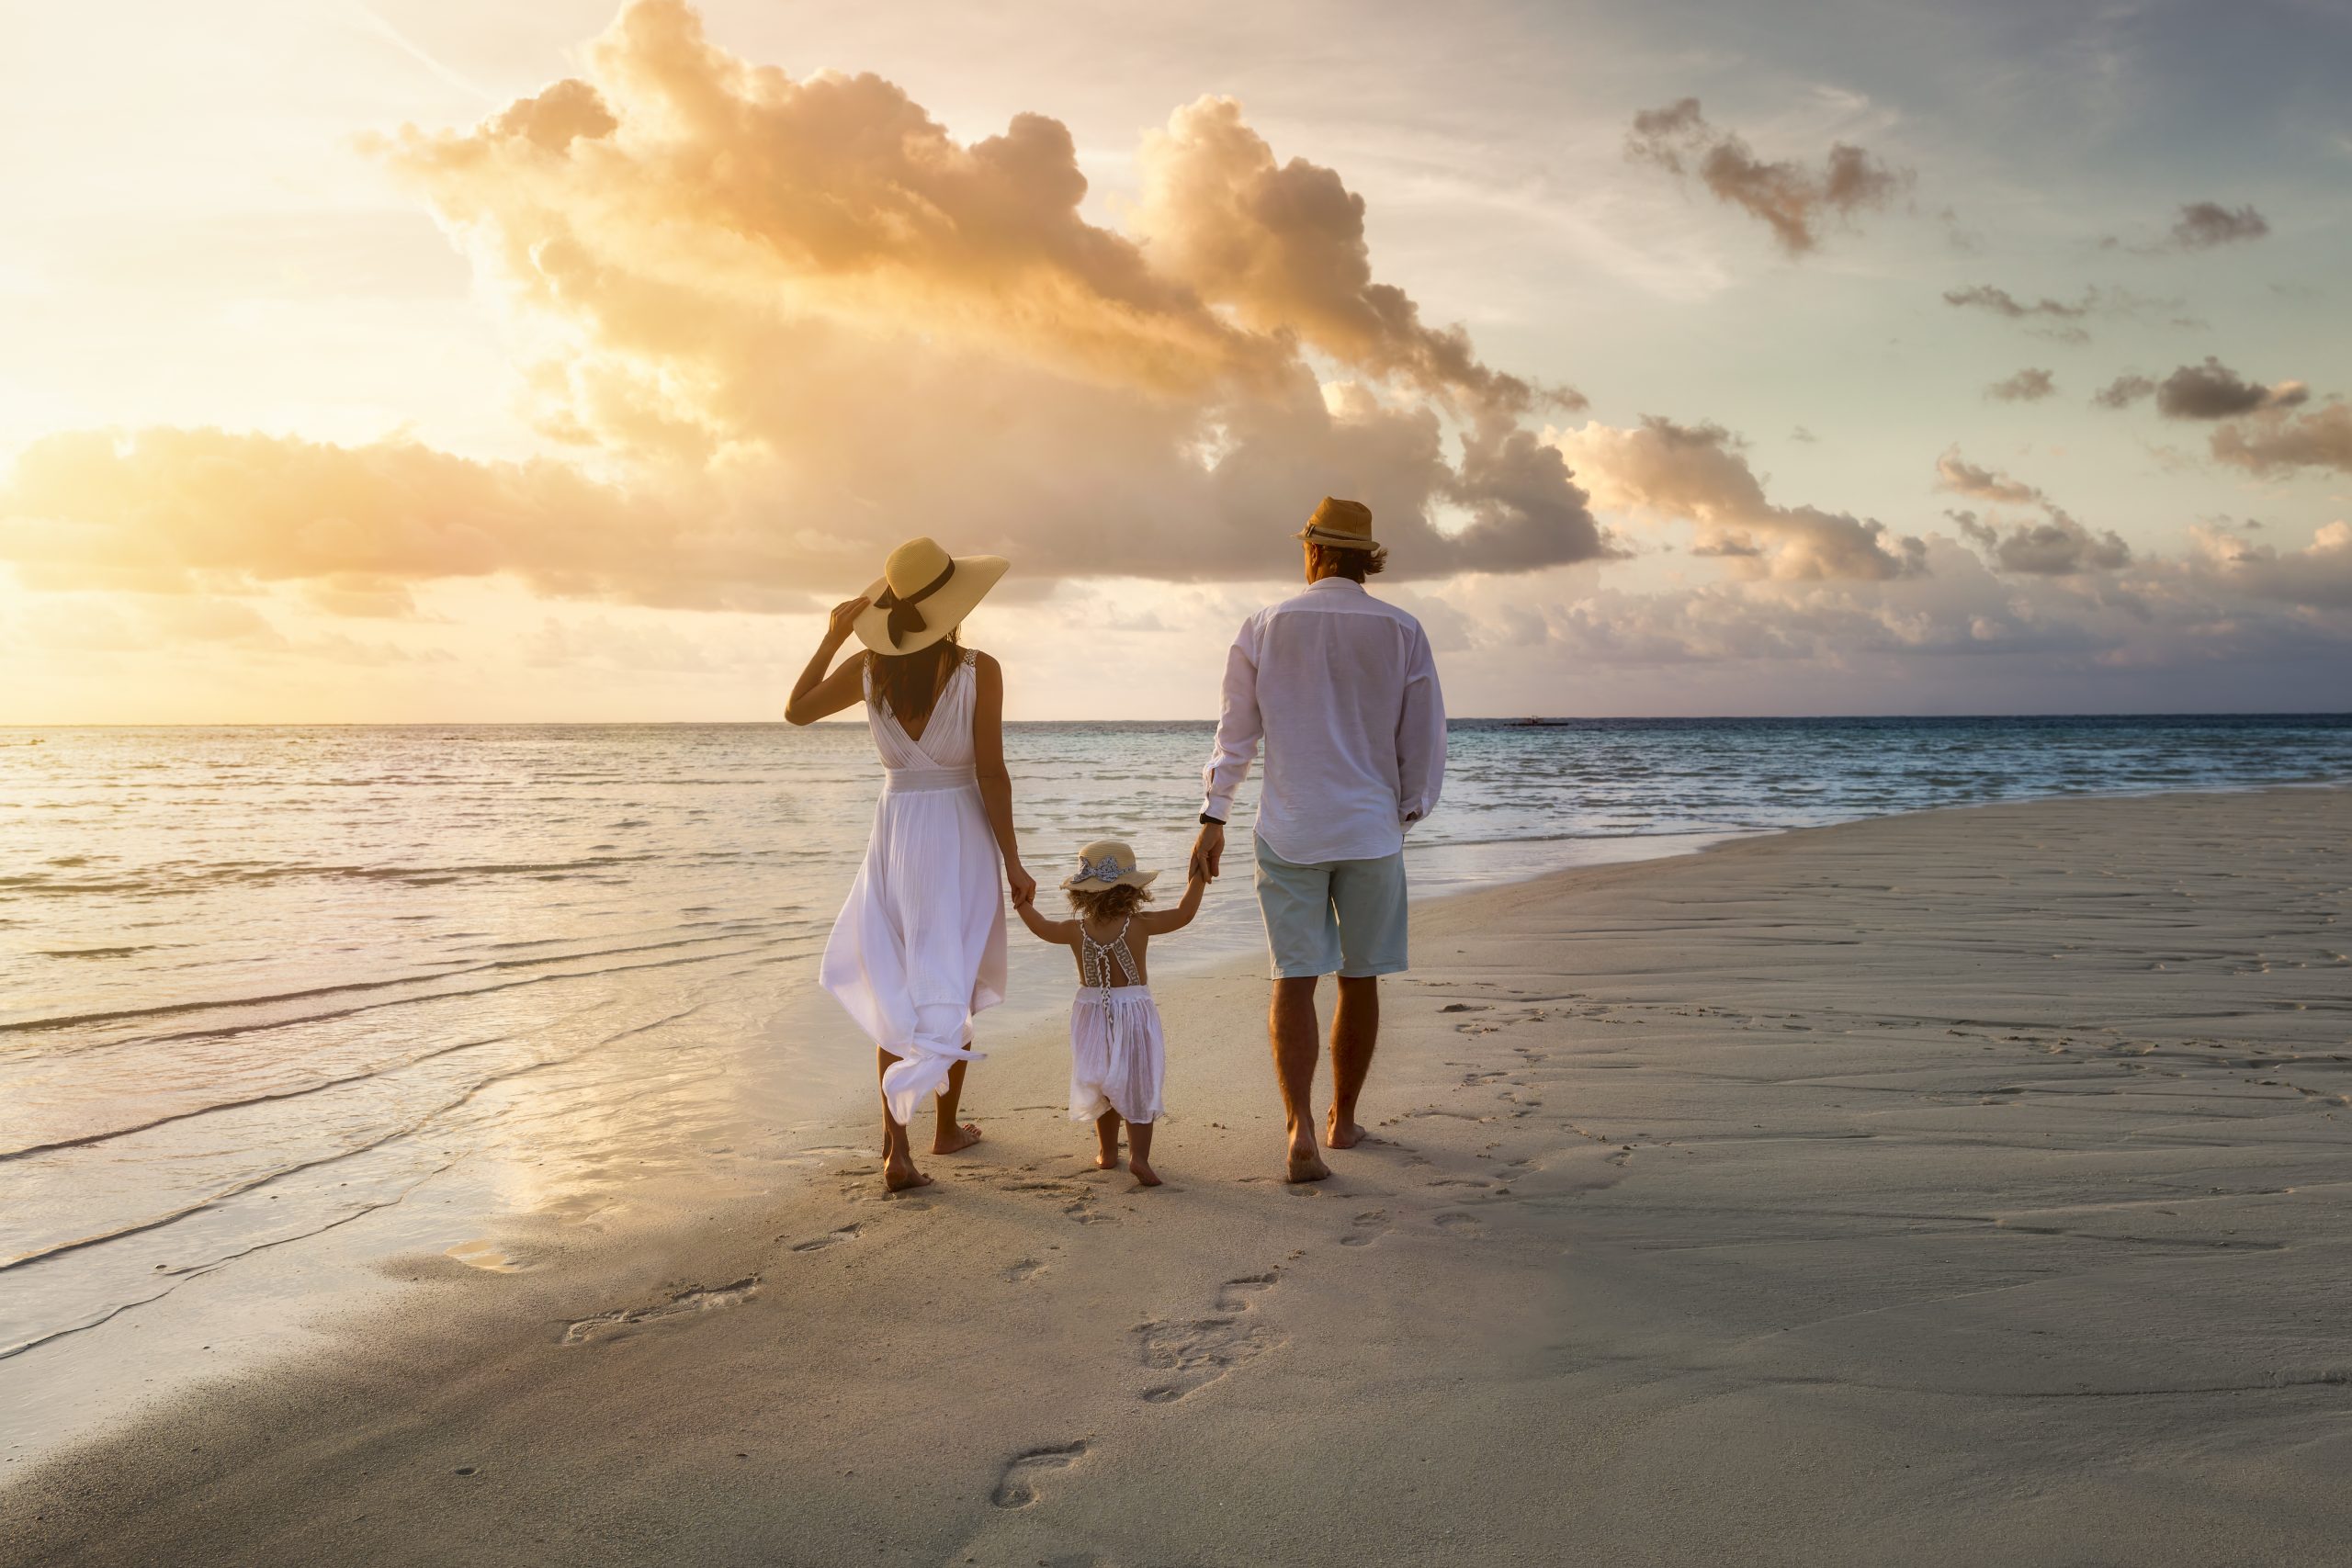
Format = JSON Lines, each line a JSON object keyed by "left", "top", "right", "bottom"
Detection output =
{"left": 883, "top": 1156, "right": 933, "bottom": 1191}
{"left": 1093, "top": 1151, "right": 1121, "bottom": 1171}
{"left": 933, "top": 1122, "right": 983, "bottom": 1156}
{"left": 1326, "top": 1110, "right": 1367, "bottom": 1149}
{"left": 1129, "top": 1159, "right": 1162, "bottom": 1187}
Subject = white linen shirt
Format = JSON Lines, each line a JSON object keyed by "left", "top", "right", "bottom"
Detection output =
{"left": 1201, "top": 577, "right": 1447, "bottom": 864}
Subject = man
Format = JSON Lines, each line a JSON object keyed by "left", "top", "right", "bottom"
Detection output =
{"left": 1191, "top": 497, "right": 1446, "bottom": 1182}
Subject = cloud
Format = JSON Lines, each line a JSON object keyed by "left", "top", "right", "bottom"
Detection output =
{"left": 2210, "top": 402, "right": 2352, "bottom": 477}
{"left": 1555, "top": 416, "right": 1925, "bottom": 580}
{"left": 6, "top": 0, "right": 1615, "bottom": 603}
{"left": 1134, "top": 96, "right": 1581, "bottom": 419}
{"left": 2151, "top": 357, "right": 2310, "bottom": 420}
{"left": 1940, "top": 284, "right": 2094, "bottom": 344}
{"left": 2167, "top": 201, "right": 2270, "bottom": 251}
{"left": 0, "top": 426, "right": 777, "bottom": 605}
{"left": 1949, "top": 507, "right": 2132, "bottom": 575}
{"left": 1932, "top": 448, "right": 2129, "bottom": 576}
{"left": 2091, "top": 373, "right": 2156, "bottom": 409}
{"left": 1984, "top": 367, "right": 2056, "bottom": 403}
{"left": 2192, "top": 520, "right": 2352, "bottom": 605}
{"left": 1624, "top": 97, "right": 1909, "bottom": 256}
{"left": 1933, "top": 446, "right": 2041, "bottom": 505}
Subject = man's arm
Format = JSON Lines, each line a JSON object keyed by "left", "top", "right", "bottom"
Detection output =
{"left": 1396, "top": 624, "right": 1446, "bottom": 829}
{"left": 1193, "top": 617, "right": 1262, "bottom": 879}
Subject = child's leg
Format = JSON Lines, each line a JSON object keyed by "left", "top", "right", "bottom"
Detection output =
{"left": 1126, "top": 1120, "right": 1160, "bottom": 1186}
{"left": 1094, "top": 1109, "right": 1122, "bottom": 1169}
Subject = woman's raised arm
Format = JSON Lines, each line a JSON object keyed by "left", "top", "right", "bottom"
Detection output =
{"left": 785, "top": 598, "right": 872, "bottom": 726}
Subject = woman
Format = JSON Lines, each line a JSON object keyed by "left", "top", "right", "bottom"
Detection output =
{"left": 786, "top": 537, "right": 1035, "bottom": 1191}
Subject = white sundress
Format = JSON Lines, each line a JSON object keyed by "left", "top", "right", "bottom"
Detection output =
{"left": 1068, "top": 918, "right": 1167, "bottom": 1125}
{"left": 820, "top": 649, "right": 1008, "bottom": 1126}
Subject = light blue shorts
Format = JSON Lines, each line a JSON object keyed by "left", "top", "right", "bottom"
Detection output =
{"left": 1253, "top": 837, "right": 1409, "bottom": 980}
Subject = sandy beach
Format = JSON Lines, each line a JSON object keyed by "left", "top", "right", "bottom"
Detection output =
{"left": 6, "top": 785, "right": 2349, "bottom": 1566}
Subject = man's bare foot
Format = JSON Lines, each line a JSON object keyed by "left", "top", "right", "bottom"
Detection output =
{"left": 883, "top": 1157, "right": 933, "bottom": 1191}
{"left": 933, "top": 1122, "right": 983, "bottom": 1156}
{"left": 1326, "top": 1111, "right": 1367, "bottom": 1149}
{"left": 1129, "top": 1159, "right": 1162, "bottom": 1187}
{"left": 1284, "top": 1142, "right": 1331, "bottom": 1183}
{"left": 1093, "top": 1151, "right": 1121, "bottom": 1170}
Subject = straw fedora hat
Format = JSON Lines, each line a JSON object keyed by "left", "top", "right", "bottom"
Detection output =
{"left": 853, "top": 536, "right": 1010, "bottom": 655}
{"left": 1294, "top": 496, "right": 1381, "bottom": 552}
{"left": 1060, "top": 839, "right": 1160, "bottom": 892}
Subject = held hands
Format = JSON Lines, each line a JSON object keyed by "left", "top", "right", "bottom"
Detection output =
{"left": 1006, "top": 861, "right": 1037, "bottom": 908}
{"left": 824, "top": 595, "right": 872, "bottom": 645}
{"left": 1189, "top": 820, "right": 1226, "bottom": 882}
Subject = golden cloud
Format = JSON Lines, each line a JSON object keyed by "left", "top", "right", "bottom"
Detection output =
{"left": 0, "top": 1, "right": 1616, "bottom": 605}
{"left": 1554, "top": 415, "right": 1923, "bottom": 581}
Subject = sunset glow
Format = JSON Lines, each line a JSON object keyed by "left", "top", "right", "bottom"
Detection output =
{"left": 3, "top": 0, "right": 2347, "bottom": 721}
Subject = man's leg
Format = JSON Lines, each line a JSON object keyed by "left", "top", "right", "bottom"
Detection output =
{"left": 1270, "top": 976, "right": 1330, "bottom": 1182}
{"left": 1256, "top": 835, "right": 1343, "bottom": 1184}
{"left": 1324, "top": 852, "right": 1408, "bottom": 1150}
{"left": 1327, "top": 975, "right": 1378, "bottom": 1148}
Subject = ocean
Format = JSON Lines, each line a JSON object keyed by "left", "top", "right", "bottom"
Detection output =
{"left": 3, "top": 714, "right": 2348, "bottom": 1455}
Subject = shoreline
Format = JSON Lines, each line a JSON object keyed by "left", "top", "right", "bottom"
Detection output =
{"left": 6, "top": 784, "right": 2350, "bottom": 1563}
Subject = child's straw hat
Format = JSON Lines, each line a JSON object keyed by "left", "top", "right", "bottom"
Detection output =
{"left": 1061, "top": 839, "right": 1159, "bottom": 892}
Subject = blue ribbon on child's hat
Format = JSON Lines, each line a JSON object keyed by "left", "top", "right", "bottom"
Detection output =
{"left": 1078, "top": 852, "right": 1126, "bottom": 884}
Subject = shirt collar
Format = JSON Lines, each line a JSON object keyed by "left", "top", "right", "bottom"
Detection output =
{"left": 1306, "top": 577, "right": 1367, "bottom": 595}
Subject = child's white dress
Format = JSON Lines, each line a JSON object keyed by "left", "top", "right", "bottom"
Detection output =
{"left": 1068, "top": 918, "right": 1166, "bottom": 1124}
{"left": 820, "top": 649, "right": 1008, "bottom": 1127}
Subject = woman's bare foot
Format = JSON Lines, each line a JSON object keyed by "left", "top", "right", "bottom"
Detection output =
{"left": 933, "top": 1121, "right": 983, "bottom": 1156}
{"left": 883, "top": 1156, "right": 933, "bottom": 1192}
{"left": 1129, "top": 1159, "right": 1162, "bottom": 1187}
{"left": 1326, "top": 1110, "right": 1367, "bottom": 1149}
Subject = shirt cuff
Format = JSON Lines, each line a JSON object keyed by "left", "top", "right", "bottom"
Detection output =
{"left": 1200, "top": 793, "right": 1233, "bottom": 823}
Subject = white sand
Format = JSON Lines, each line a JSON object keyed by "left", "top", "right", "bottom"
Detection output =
{"left": 5, "top": 787, "right": 2349, "bottom": 1565}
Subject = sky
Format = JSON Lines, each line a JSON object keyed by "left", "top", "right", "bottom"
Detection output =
{"left": 1, "top": 0, "right": 2346, "bottom": 722}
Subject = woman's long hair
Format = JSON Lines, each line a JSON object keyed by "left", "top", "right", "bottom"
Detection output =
{"left": 866, "top": 629, "right": 962, "bottom": 731}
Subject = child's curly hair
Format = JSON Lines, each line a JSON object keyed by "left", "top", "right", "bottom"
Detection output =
{"left": 1067, "top": 882, "right": 1155, "bottom": 921}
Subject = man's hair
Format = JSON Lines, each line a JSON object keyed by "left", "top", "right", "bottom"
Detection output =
{"left": 1067, "top": 882, "right": 1154, "bottom": 919}
{"left": 1309, "top": 541, "right": 1386, "bottom": 581}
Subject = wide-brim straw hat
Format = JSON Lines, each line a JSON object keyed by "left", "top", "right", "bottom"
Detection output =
{"left": 1060, "top": 838, "right": 1160, "bottom": 892}
{"left": 853, "top": 536, "right": 1011, "bottom": 656}
{"left": 1294, "top": 496, "right": 1381, "bottom": 552}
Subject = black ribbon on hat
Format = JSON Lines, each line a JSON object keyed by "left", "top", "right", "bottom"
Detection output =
{"left": 873, "top": 559, "right": 956, "bottom": 649}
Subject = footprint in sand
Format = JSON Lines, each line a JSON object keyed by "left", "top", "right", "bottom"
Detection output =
{"left": 1340, "top": 1211, "right": 1390, "bottom": 1247}
{"left": 560, "top": 1276, "right": 761, "bottom": 1346}
{"left": 990, "top": 1441, "right": 1090, "bottom": 1508}
{"left": 1433, "top": 1212, "right": 1484, "bottom": 1239}
{"left": 1005, "top": 1258, "right": 1046, "bottom": 1283}
{"left": 1137, "top": 1273, "right": 1283, "bottom": 1403}
{"left": 789, "top": 1224, "right": 862, "bottom": 1253}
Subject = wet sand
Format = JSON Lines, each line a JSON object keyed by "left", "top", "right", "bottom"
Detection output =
{"left": 6, "top": 787, "right": 2350, "bottom": 1566}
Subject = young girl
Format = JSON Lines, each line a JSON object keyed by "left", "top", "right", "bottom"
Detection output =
{"left": 1015, "top": 839, "right": 1204, "bottom": 1186}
